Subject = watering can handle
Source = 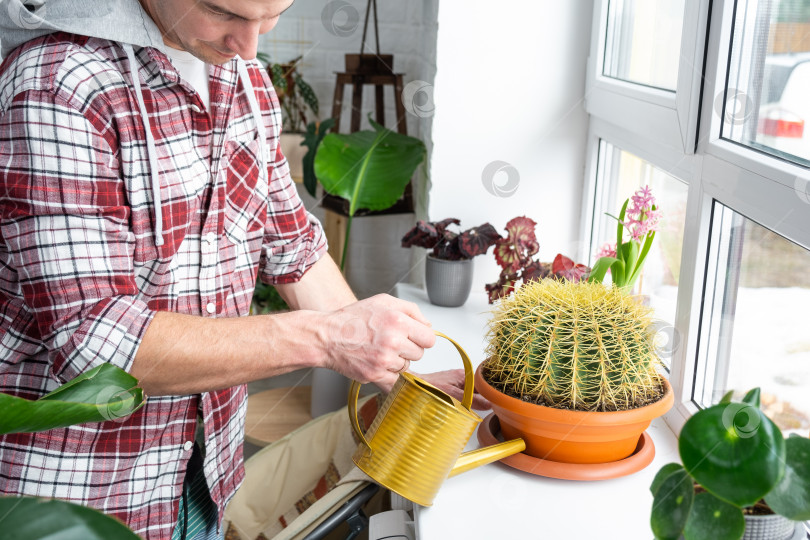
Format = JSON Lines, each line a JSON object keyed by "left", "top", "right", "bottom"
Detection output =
{"left": 348, "top": 331, "right": 476, "bottom": 448}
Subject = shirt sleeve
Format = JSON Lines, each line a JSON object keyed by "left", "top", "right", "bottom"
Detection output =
{"left": 0, "top": 89, "right": 154, "bottom": 383}
{"left": 254, "top": 64, "right": 328, "bottom": 285}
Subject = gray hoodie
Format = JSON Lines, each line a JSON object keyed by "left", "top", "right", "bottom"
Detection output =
{"left": 0, "top": 0, "right": 168, "bottom": 58}
{"left": 0, "top": 0, "right": 267, "bottom": 247}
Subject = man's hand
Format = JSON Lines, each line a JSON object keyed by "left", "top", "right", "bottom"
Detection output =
{"left": 319, "top": 294, "right": 436, "bottom": 391}
{"left": 417, "top": 369, "right": 493, "bottom": 411}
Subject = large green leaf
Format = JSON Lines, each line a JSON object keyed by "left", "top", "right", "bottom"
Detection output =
{"left": 0, "top": 497, "right": 140, "bottom": 540}
{"left": 765, "top": 435, "right": 810, "bottom": 520}
{"left": 650, "top": 464, "right": 694, "bottom": 540}
{"left": 302, "top": 118, "right": 335, "bottom": 198}
{"left": 679, "top": 402, "right": 785, "bottom": 507}
{"left": 314, "top": 117, "right": 426, "bottom": 217}
{"left": 683, "top": 492, "right": 745, "bottom": 540}
{"left": 0, "top": 364, "right": 144, "bottom": 435}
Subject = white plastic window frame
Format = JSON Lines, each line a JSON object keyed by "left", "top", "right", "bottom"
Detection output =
{"left": 585, "top": 0, "right": 710, "bottom": 155}
{"left": 584, "top": 0, "right": 810, "bottom": 435}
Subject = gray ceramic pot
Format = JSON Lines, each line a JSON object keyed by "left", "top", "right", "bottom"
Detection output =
{"left": 742, "top": 514, "right": 798, "bottom": 540}
{"left": 424, "top": 255, "right": 474, "bottom": 307}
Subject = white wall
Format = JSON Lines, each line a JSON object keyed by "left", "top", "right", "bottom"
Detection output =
{"left": 260, "top": 0, "right": 439, "bottom": 218}
{"left": 429, "top": 0, "right": 594, "bottom": 294}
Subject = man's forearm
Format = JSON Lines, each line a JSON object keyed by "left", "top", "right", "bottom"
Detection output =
{"left": 130, "top": 308, "right": 328, "bottom": 396}
{"left": 130, "top": 255, "right": 435, "bottom": 396}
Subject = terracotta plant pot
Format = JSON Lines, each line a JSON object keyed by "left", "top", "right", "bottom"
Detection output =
{"left": 475, "top": 364, "right": 674, "bottom": 464}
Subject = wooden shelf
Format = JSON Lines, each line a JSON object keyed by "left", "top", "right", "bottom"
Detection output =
{"left": 244, "top": 386, "right": 313, "bottom": 447}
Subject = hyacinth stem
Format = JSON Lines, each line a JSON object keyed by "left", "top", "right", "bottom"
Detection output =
{"left": 485, "top": 280, "right": 664, "bottom": 412}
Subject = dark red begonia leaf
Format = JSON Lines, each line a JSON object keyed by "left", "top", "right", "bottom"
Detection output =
{"left": 458, "top": 223, "right": 501, "bottom": 259}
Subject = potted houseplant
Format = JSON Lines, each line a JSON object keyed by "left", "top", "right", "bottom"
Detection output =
{"left": 588, "top": 185, "right": 661, "bottom": 293}
{"left": 475, "top": 278, "right": 674, "bottom": 467}
{"left": 314, "top": 116, "right": 427, "bottom": 272}
{"left": 0, "top": 364, "right": 145, "bottom": 539}
{"left": 649, "top": 388, "right": 810, "bottom": 540}
{"left": 401, "top": 218, "right": 500, "bottom": 307}
{"left": 256, "top": 53, "right": 320, "bottom": 184}
{"left": 485, "top": 216, "right": 590, "bottom": 303}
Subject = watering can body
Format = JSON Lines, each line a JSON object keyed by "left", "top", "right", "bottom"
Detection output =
{"left": 348, "top": 332, "right": 525, "bottom": 507}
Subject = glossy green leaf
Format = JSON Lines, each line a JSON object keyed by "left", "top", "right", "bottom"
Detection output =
{"left": 587, "top": 256, "right": 618, "bottom": 284}
{"left": 0, "top": 497, "right": 140, "bottom": 540}
{"left": 683, "top": 492, "right": 745, "bottom": 540}
{"left": 0, "top": 364, "right": 144, "bottom": 435}
{"left": 651, "top": 463, "right": 686, "bottom": 495}
{"left": 302, "top": 118, "right": 335, "bottom": 197}
{"left": 765, "top": 435, "right": 810, "bottom": 520}
{"left": 314, "top": 117, "right": 426, "bottom": 217}
{"left": 741, "top": 388, "right": 761, "bottom": 408}
{"left": 719, "top": 390, "right": 734, "bottom": 404}
{"left": 650, "top": 466, "right": 694, "bottom": 540}
{"left": 679, "top": 402, "right": 785, "bottom": 507}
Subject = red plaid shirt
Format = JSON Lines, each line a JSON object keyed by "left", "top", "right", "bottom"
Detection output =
{"left": 0, "top": 33, "right": 326, "bottom": 539}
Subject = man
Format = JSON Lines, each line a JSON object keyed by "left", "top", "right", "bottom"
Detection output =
{"left": 0, "top": 0, "right": 483, "bottom": 538}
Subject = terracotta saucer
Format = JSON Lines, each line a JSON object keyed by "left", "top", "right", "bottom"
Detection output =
{"left": 477, "top": 412, "right": 655, "bottom": 481}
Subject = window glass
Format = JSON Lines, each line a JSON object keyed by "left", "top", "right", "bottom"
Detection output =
{"left": 603, "top": 0, "right": 685, "bottom": 91}
{"left": 695, "top": 203, "right": 810, "bottom": 435}
{"left": 591, "top": 142, "right": 689, "bottom": 366}
{"left": 723, "top": 0, "right": 810, "bottom": 165}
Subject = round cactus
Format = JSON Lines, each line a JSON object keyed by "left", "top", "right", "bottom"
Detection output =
{"left": 484, "top": 279, "right": 665, "bottom": 412}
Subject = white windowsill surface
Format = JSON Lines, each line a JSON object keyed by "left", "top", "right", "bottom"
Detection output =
{"left": 393, "top": 282, "right": 680, "bottom": 540}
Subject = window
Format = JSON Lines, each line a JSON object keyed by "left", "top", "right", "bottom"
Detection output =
{"left": 590, "top": 141, "right": 688, "bottom": 350}
{"left": 603, "top": 0, "right": 686, "bottom": 91}
{"left": 723, "top": 0, "right": 810, "bottom": 165}
{"left": 696, "top": 204, "right": 810, "bottom": 434}
{"left": 585, "top": 0, "right": 810, "bottom": 432}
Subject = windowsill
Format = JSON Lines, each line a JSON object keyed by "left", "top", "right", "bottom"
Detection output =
{"left": 393, "top": 282, "right": 680, "bottom": 539}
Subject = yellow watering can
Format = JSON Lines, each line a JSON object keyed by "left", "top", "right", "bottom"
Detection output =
{"left": 348, "top": 331, "right": 526, "bottom": 506}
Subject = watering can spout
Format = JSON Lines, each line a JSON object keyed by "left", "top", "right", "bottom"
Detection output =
{"left": 448, "top": 438, "right": 526, "bottom": 478}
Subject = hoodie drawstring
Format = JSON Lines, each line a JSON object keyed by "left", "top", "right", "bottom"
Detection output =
{"left": 121, "top": 45, "right": 267, "bottom": 248}
{"left": 235, "top": 57, "right": 268, "bottom": 183}
{"left": 123, "top": 43, "right": 164, "bottom": 247}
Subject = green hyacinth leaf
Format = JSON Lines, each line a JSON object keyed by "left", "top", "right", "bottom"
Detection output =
{"left": 650, "top": 466, "right": 693, "bottom": 540}
{"left": 314, "top": 117, "right": 425, "bottom": 216}
{"left": 679, "top": 402, "right": 785, "bottom": 507}
{"left": 0, "top": 364, "right": 144, "bottom": 435}
{"left": 765, "top": 435, "right": 810, "bottom": 520}
{"left": 0, "top": 497, "right": 140, "bottom": 540}
{"left": 683, "top": 492, "right": 745, "bottom": 540}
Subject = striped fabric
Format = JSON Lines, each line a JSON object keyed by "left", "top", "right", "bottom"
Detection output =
{"left": 0, "top": 32, "right": 326, "bottom": 540}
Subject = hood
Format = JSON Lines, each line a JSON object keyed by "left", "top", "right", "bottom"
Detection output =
{"left": 0, "top": 0, "right": 268, "bottom": 250}
{"left": 0, "top": 0, "right": 166, "bottom": 58}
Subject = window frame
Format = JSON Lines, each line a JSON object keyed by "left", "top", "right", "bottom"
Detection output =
{"left": 583, "top": 0, "right": 810, "bottom": 434}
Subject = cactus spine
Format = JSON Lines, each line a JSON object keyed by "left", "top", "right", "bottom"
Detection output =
{"left": 484, "top": 279, "right": 664, "bottom": 412}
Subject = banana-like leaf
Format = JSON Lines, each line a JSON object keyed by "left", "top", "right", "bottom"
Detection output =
{"left": 302, "top": 118, "right": 336, "bottom": 198}
{"left": 314, "top": 117, "right": 426, "bottom": 217}
{"left": 0, "top": 497, "right": 140, "bottom": 540}
{"left": 0, "top": 364, "right": 145, "bottom": 435}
